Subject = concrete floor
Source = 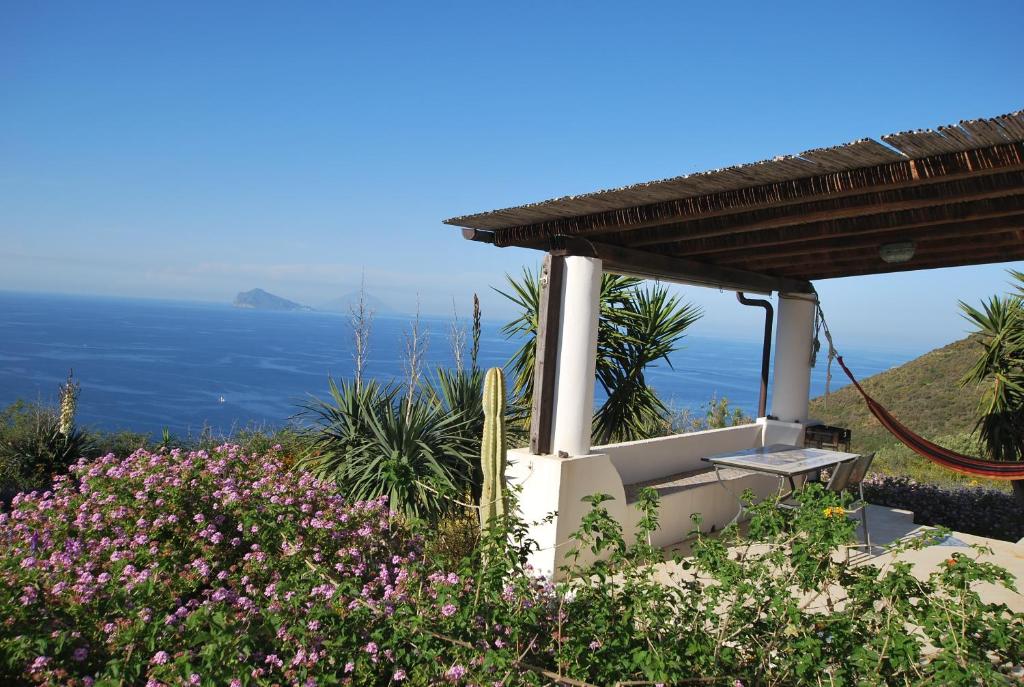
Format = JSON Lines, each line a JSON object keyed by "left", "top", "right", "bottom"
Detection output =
{"left": 658, "top": 503, "right": 1024, "bottom": 612}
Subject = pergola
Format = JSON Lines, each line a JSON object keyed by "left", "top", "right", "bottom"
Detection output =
{"left": 444, "top": 110, "right": 1024, "bottom": 575}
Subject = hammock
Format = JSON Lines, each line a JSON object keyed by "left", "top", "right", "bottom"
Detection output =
{"left": 816, "top": 305, "right": 1024, "bottom": 481}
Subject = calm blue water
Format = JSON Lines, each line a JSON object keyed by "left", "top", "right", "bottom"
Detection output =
{"left": 0, "top": 291, "right": 916, "bottom": 437}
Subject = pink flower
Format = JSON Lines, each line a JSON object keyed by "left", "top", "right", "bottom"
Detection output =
{"left": 446, "top": 664, "right": 467, "bottom": 681}
{"left": 441, "top": 603, "right": 457, "bottom": 617}
{"left": 150, "top": 650, "right": 169, "bottom": 665}
{"left": 393, "top": 669, "right": 407, "bottom": 681}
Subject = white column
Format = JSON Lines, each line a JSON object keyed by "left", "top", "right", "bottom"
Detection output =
{"left": 770, "top": 291, "right": 818, "bottom": 424}
{"left": 551, "top": 256, "right": 602, "bottom": 456}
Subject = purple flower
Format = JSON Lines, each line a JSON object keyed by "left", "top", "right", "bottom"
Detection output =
{"left": 364, "top": 642, "right": 378, "bottom": 655}
{"left": 150, "top": 650, "right": 170, "bottom": 665}
{"left": 72, "top": 647, "right": 89, "bottom": 661}
{"left": 393, "top": 669, "right": 407, "bottom": 681}
{"left": 446, "top": 664, "right": 467, "bottom": 681}
{"left": 441, "top": 603, "right": 457, "bottom": 617}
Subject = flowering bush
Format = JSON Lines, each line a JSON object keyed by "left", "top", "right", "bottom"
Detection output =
{"left": 2, "top": 445, "right": 1023, "bottom": 686}
{"left": 0, "top": 445, "right": 418, "bottom": 686}
{"left": 863, "top": 473, "right": 1024, "bottom": 541}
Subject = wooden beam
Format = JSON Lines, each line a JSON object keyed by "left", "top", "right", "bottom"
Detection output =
{"left": 529, "top": 254, "right": 565, "bottom": 456}
{"left": 552, "top": 238, "right": 812, "bottom": 294}
{"left": 601, "top": 172, "right": 1024, "bottom": 250}
{"left": 798, "top": 248, "right": 1024, "bottom": 281}
{"left": 750, "top": 233, "right": 1024, "bottom": 275}
{"left": 657, "top": 195, "right": 1024, "bottom": 260}
{"left": 717, "top": 216, "right": 1024, "bottom": 270}
{"left": 487, "top": 143, "right": 1024, "bottom": 247}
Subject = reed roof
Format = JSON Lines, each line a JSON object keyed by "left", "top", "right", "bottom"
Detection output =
{"left": 445, "top": 111, "right": 1024, "bottom": 286}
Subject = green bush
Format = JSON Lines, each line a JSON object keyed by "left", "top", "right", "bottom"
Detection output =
{"left": 0, "top": 401, "right": 92, "bottom": 503}
{"left": 2, "top": 445, "right": 1021, "bottom": 685}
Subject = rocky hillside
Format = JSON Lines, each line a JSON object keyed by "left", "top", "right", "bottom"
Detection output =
{"left": 808, "top": 336, "right": 987, "bottom": 454}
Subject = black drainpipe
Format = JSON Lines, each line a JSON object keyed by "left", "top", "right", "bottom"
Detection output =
{"left": 736, "top": 292, "right": 774, "bottom": 418}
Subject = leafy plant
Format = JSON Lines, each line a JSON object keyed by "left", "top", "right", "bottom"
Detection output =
{"left": 497, "top": 267, "right": 701, "bottom": 445}
{"left": 2, "top": 445, "right": 1022, "bottom": 685}
{"left": 0, "top": 400, "right": 92, "bottom": 503}
{"left": 960, "top": 269, "right": 1024, "bottom": 503}
{"left": 300, "top": 378, "right": 476, "bottom": 520}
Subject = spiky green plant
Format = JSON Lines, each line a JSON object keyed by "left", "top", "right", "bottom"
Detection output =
{"left": 479, "top": 367, "right": 508, "bottom": 530}
{"left": 497, "top": 268, "right": 701, "bottom": 445}
{"left": 960, "top": 269, "right": 1024, "bottom": 504}
{"left": 300, "top": 378, "right": 476, "bottom": 521}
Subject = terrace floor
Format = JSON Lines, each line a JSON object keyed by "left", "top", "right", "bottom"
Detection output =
{"left": 657, "top": 503, "right": 1024, "bottom": 612}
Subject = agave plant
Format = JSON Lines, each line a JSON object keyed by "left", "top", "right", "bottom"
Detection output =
{"left": 497, "top": 268, "right": 701, "bottom": 445}
{"left": 300, "top": 378, "right": 477, "bottom": 520}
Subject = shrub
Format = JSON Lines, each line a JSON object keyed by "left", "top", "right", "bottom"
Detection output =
{"left": 2, "top": 446, "right": 1022, "bottom": 685}
{"left": 0, "top": 401, "right": 93, "bottom": 505}
{"left": 0, "top": 444, "right": 417, "bottom": 686}
{"left": 299, "top": 378, "right": 477, "bottom": 521}
{"left": 863, "top": 473, "right": 1024, "bottom": 541}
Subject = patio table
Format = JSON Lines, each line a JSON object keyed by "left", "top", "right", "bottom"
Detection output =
{"left": 702, "top": 443, "right": 860, "bottom": 524}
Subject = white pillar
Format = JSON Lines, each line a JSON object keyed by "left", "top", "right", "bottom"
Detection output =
{"left": 551, "top": 256, "right": 602, "bottom": 456}
{"left": 770, "top": 291, "right": 818, "bottom": 424}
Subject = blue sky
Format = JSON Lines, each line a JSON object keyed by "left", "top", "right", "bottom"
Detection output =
{"left": 2, "top": 1, "right": 1022, "bottom": 353}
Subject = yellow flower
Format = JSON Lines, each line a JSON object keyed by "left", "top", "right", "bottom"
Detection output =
{"left": 822, "top": 506, "right": 846, "bottom": 519}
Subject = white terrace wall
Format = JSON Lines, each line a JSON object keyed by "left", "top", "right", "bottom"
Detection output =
{"left": 510, "top": 419, "right": 807, "bottom": 577}
{"left": 601, "top": 423, "right": 765, "bottom": 486}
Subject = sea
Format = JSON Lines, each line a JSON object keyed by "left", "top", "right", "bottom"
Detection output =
{"left": 0, "top": 291, "right": 916, "bottom": 438}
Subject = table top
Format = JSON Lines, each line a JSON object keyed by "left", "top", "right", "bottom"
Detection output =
{"left": 702, "top": 443, "right": 860, "bottom": 477}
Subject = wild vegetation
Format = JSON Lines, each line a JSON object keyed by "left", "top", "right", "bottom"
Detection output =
{"left": 3, "top": 443, "right": 1022, "bottom": 686}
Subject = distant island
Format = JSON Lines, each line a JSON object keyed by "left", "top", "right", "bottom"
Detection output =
{"left": 233, "top": 288, "right": 312, "bottom": 311}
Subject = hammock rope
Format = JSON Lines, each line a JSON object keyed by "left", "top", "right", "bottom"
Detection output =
{"left": 814, "top": 302, "right": 1024, "bottom": 481}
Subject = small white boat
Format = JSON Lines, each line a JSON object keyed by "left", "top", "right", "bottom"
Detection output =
{"left": 218, "top": 396, "right": 226, "bottom": 403}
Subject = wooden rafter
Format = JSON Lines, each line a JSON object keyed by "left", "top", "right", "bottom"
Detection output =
{"left": 447, "top": 111, "right": 1024, "bottom": 284}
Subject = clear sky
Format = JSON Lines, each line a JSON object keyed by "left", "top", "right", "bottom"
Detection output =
{"left": 2, "top": 1, "right": 1022, "bottom": 353}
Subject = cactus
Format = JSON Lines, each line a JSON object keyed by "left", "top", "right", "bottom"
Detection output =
{"left": 479, "top": 367, "right": 507, "bottom": 530}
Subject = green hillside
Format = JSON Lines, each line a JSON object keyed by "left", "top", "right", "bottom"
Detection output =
{"left": 807, "top": 335, "right": 1004, "bottom": 490}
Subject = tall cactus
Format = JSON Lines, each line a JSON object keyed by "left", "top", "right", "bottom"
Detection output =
{"left": 479, "top": 367, "right": 507, "bottom": 530}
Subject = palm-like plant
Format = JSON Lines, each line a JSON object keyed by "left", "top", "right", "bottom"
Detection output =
{"left": 299, "top": 378, "right": 476, "bottom": 520}
{"left": 960, "top": 270, "right": 1024, "bottom": 504}
{"left": 497, "top": 268, "right": 701, "bottom": 445}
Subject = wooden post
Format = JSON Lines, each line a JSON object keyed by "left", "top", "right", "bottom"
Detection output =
{"left": 530, "top": 254, "right": 565, "bottom": 455}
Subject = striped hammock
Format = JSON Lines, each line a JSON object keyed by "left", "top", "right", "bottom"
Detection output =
{"left": 836, "top": 355, "right": 1024, "bottom": 480}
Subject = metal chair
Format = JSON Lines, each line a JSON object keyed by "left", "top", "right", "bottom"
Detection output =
{"left": 780, "top": 453, "right": 875, "bottom": 549}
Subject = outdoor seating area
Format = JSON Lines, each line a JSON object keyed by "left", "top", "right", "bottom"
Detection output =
{"left": 448, "top": 110, "right": 1024, "bottom": 577}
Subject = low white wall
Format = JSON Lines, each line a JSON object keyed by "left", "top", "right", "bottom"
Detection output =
{"left": 506, "top": 448, "right": 628, "bottom": 579}
{"left": 599, "top": 423, "right": 764, "bottom": 486}
{"left": 509, "top": 419, "right": 811, "bottom": 578}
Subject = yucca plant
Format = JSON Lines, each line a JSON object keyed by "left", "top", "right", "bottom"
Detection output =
{"left": 297, "top": 378, "right": 395, "bottom": 480}
{"left": 0, "top": 401, "right": 92, "bottom": 502}
{"left": 497, "top": 268, "right": 701, "bottom": 445}
{"left": 960, "top": 270, "right": 1024, "bottom": 504}
{"left": 426, "top": 366, "right": 485, "bottom": 500}
{"left": 300, "top": 378, "right": 476, "bottom": 521}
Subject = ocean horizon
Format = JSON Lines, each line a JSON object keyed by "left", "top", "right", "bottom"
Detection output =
{"left": 0, "top": 290, "right": 919, "bottom": 437}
